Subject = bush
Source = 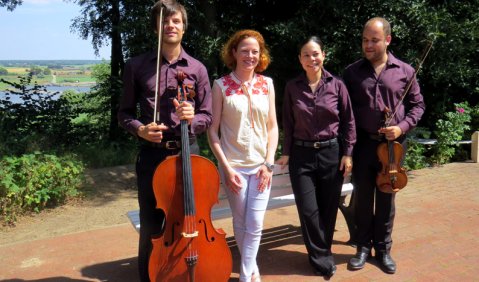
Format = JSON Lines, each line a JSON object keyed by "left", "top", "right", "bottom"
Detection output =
{"left": 0, "top": 153, "right": 84, "bottom": 225}
{"left": 431, "top": 102, "right": 471, "bottom": 165}
{"left": 73, "top": 141, "right": 137, "bottom": 168}
{"left": 404, "top": 127, "right": 431, "bottom": 170}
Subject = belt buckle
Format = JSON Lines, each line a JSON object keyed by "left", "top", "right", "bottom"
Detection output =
{"left": 165, "top": 140, "right": 178, "bottom": 150}
{"left": 313, "top": 142, "right": 321, "bottom": 149}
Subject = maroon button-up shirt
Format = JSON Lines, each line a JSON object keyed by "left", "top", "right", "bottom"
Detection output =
{"left": 343, "top": 52, "right": 425, "bottom": 135}
{"left": 282, "top": 69, "right": 356, "bottom": 156}
{"left": 118, "top": 48, "right": 212, "bottom": 138}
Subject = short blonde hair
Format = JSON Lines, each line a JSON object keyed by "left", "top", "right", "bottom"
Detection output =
{"left": 221, "top": 29, "right": 271, "bottom": 73}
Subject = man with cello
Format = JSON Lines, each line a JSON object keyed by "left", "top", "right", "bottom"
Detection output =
{"left": 343, "top": 17, "right": 425, "bottom": 274}
{"left": 118, "top": 1, "right": 213, "bottom": 281}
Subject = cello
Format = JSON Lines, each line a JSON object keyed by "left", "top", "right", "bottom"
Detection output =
{"left": 148, "top": 71, "right": 233, "bottom": 282}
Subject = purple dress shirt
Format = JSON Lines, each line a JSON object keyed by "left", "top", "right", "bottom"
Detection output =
{"left": 282, "top": 69, "right": 356, "bottom": 156}
{"left": 118, "top": 48, "right": 212, "bottom": 138}
{"left": 343, "top": 52, "right": 425, "bottom": 135}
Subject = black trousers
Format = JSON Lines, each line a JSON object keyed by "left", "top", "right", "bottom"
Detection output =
{"left": 136, "top": 142, "right": 199, "bottom": 282}
{"left": 352, "top": 136, "right": 405, "bottom": 254}
{"left": 288, "top": 141, "right": 343, "bottom": 274}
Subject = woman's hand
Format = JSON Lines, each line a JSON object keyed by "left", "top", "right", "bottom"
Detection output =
{"left": 339, "top": 155, "right": 353, "bottom": 177}
{"left": 256, "top": 165, "right": 273, "bottom": 192}
{"left": 224, "top": 167, "right": 243, "bottom": 195}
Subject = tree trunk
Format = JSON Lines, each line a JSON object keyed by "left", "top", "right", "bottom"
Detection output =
{"left": 108, "top": 0, "right": 124, "bottom": 141}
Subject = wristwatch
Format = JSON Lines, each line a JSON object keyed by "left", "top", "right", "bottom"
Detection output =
{"left": 263, "top": 161, "right": 275, "bottom": 172}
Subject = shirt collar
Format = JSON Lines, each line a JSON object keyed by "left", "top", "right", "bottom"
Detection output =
{"left": 229, "top": 71, "right": 258, "bottom": 86}
{"left": 359, "top": 51, "right": 401, "bottom": 69}
{"left": 148, "top": 47, "right": 189, "bottom": 66}
{"left": 295, "top": 68, "right": 333, "bottom": 85}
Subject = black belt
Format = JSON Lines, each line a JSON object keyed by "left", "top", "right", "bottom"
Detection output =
{"left": 293, "top": 138, "right": 338, "bottom": 149}
{"left": 358, "top": 130, "right": 385, "bottom": 142}
{"left": 142, "top": 138, "right": 196, "bottom": 150}
{"left": 368, "top": 133, "right": 385, "bottom": 141}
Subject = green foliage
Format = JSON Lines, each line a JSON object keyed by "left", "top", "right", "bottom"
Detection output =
{"left": 0, "top": 66, "right": 7, "bottom": 75}
{"left": 197, "top": 134, "right": 215, "bottom": 165}
{"left": 468, "top": 104, "right": 479, "bottom": 135}
{"left": 0, "top": 153, "right": 84, "bottom": 225}
{"left": 28, "top": 65, "right": 44, "bottom": 76}
{"left": 404, "top": 140, "right": 428, "bottom": 170}
{"left": 0, "top": 73, "right": 74, "bottom": 156}
{"left": 0, "top": 0, "right": 21, "bottom": 11}
{"left": 431, "top": 102, "right": 471, "bottom": 165}
{"left": 73, "top": 141, "right": 137, "bottom": 169}
{"left": 404, "top": 127, "right": 431, "bottom": 170}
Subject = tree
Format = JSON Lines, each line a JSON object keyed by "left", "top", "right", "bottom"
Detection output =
{"left": 0, "top": 67, "right": 7, "bottom": 75}
{"left": 0, "top": 74, "right": 70, "bottom": 156}
{"left": 70, "top": 0, "right": 157, "bottom": 140}
{"left": 0, "top": 0, "right": 21, "bottom": 11}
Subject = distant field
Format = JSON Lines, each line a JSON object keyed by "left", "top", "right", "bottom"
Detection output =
{"left": 0, "top": 64, "right": 99, "bottom": 91}
{"left": 4, "top": 67, "right": 29, "bottom": 75}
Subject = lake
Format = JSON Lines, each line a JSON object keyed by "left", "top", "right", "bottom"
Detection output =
{"left": 0, "top": 85, "right": 93, "bottom": 103}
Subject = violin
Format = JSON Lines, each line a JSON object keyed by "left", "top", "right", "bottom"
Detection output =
{"left": 376, "top": 108, "right": 408, "bottom": 193}
{"left": 148, "top": 71, "right": 232, "bottom": 281}
{"left": 375, "top": 41, "right": 434, "bottom": 193}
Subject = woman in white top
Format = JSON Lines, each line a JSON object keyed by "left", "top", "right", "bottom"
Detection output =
{"left": 208, "top": 29, "right": 279, "bottom": 282}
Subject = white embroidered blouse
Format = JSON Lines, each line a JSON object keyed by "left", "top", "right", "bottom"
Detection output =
{"left": 213, "top": 72, "right": 274, "bottom": 168}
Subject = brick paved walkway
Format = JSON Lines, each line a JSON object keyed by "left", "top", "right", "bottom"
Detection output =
{"left": 1, "top": 162, "right": 478, "bottom": 281}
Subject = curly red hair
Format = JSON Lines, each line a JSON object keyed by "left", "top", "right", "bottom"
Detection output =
{"left": 221, "top": 29, "right": 271, "bottom": 73}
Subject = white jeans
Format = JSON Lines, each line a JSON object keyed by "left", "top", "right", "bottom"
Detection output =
{"left": 220, "top": 166, "right": 271, "bottom": 282}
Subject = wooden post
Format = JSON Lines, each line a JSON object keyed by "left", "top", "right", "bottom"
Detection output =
{"left": 472, "top": 131, "right": 479, "bottom": 163}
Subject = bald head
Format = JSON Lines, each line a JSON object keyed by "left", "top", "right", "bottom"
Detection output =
{"left": 364, "top": 17, "right": 391, "bottom": 37}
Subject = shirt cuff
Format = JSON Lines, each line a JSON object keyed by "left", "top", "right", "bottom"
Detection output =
{"left": 397, "top": 121, "right": 410, "bottom": 135}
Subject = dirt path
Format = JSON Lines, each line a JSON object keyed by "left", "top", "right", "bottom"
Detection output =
{"left": 0, "top": 165, "right": 139, "bottom": 246}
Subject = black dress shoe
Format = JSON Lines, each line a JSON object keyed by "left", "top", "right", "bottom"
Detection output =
{"left": 348, "top": 251, "right": 369, "bottom": 270}
{"left": 375, "top": 252, "right": 396, "bottom": 274}
{"left": 314, "top": 265, "right": 336, "bottom": 278}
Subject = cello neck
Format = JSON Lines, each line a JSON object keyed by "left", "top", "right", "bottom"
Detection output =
{"left": 177, "top": 72, "right": 196, "bottom": 216}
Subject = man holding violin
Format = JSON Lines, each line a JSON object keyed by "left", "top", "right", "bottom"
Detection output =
{"left": 343, "top": 17, "right": 425, "bottom": 274}
{"left": 117, "top": 0, "right": 212, "bottom": 281}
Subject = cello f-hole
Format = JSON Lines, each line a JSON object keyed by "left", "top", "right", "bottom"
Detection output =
{"left": 198, "top": 218, "right": 215, "bottom": 242}
{"left": 164, "top": 221, "right": 180, "bottom": 247}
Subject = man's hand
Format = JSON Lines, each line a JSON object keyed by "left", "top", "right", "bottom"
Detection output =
{"left": 276, "top": 155, "right": 289, "bottom": 169}
{"left": 339, "top": 155, "right": 353, "bottom": 177}
{"left": 137, "top": 122, "right": 168, "bottom": 143}
{"left": 379, "top": 126, "right": 402, "bottom": 140}
{"left": 173, "top": 98, "right": 194, "bottom": 124}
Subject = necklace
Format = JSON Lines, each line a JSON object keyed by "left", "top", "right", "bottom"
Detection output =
{"left": 232, "top": 71, "right": 255, "bottom": 84}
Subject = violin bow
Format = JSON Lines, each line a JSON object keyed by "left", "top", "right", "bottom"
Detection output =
{"left": 153, "top": 5, "right": 165, "bottom": 124}
{"left": 385, "top": 40, "right": 434, "bottom": 127}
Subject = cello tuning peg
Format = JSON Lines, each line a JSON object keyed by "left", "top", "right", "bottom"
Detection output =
{"left": 186, "top": 85, "right": 196, "bottom": 98}
{"left": 176, "top": 71, "right": 186, "bottom": 82}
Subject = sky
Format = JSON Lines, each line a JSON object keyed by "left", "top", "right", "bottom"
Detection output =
{"left": 0, "top": 0, "right": 111, "bottom": 60}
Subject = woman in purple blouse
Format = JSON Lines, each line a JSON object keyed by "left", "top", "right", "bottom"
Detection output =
{"left": 276, "top": 36, "right": 356, "bottom": 278}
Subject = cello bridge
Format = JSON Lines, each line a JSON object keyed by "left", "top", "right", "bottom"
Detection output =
{"left": 181, "top": 231, "right": 199, "bottom": 238}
